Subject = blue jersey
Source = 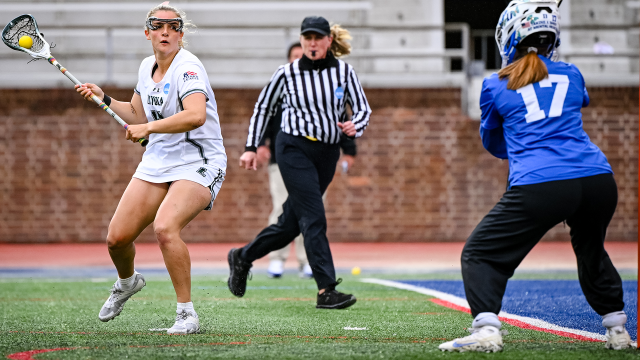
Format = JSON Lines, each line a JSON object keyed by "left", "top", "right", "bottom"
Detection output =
{"left": 480, "top": 56, "right": 612, "bottom": 187}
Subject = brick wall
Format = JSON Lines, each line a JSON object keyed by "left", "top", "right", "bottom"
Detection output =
{"left": 0, "top": 87, "right": 636, "bottom": 243}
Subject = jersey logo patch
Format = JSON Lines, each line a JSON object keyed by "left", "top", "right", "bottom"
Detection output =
{"left": 163, "top": 83, "right": 170, "bottom": 94}
{"left": 183, "top": 71, "right": 199, "bottom": 81}
{"left": 335, "top": 86, "right": 344, "bottom": 99}
{"left": 196, "top": 167, "right": 208, "bottom": 177}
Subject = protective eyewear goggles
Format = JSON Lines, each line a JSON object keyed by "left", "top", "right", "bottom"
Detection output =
{"left": 146, "top": 17, "right": 184, "bottom": 32}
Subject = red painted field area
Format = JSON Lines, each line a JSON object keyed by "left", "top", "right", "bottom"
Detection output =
{"left": 0, "top": 242, "right": 636, "bottom": 271}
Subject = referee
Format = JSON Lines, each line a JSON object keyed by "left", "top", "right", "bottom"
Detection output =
{"left": 228, "top": 16, "right": 371, "bottom": 309}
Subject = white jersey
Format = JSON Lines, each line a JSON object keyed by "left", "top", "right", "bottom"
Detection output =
{"left": 133, "top": 49, "right": 227, "bottom": 177}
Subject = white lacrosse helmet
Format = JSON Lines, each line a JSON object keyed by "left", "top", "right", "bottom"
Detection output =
{"left": 495, "top": 0, "right": 562, "bottom": 68}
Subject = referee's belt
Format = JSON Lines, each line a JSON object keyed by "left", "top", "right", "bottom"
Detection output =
{"left": 304, "top": 136, "right": 318, "bottom": 141}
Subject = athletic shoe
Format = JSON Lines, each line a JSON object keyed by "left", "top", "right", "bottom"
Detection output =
{"left": 605, "top": 326, "right": 632, "bottom": 350}
{"left": 299, "top": 264, "right": 313, "bottom": 279}
{"left": 439, "top": 325, "right": 503, "bottom": 353}
{"left": 227, "top": 248, "right": 252, "bottom": 297}
{"left": 267, "top": 260, "right": 284, "bottom": 278}
{"left": 316, "top": 279, "right": 356, "bottom": 309}
{"left": 167, "top": 310, "right": 200, "bottom": 335}
{"left": 98, "top": 273, "right": 146, "bottom": 322}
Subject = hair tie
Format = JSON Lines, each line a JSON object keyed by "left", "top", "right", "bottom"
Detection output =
{"left": 527, "top": 47, "right": 538, "bottom": 53}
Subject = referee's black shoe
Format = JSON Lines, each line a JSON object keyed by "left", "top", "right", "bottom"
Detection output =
{"left": 316, "top": 279, "right": 356, "bottom": 309}
{"left": 227, "top": 248, "right": 252, "bottom": 297}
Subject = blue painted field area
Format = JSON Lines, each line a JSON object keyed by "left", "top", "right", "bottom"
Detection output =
{"left": 399, "top": 280, "right": 637, "bottom": 341}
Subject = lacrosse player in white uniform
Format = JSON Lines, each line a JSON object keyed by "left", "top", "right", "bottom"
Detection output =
{"left": 75, "top": 2, "right": 226, "bottom": 334}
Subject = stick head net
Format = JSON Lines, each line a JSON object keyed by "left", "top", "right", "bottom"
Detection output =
{"left": 2, "top": 14, "right": 51, "bottom": 59}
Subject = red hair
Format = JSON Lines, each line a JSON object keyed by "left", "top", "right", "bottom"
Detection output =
{"left": 498, "top": 51, "right": 548, "bottom": 90}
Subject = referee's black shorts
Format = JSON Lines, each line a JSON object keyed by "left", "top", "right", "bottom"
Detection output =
{"left": 461, "top": 173, "right": 623, "bottom": 317}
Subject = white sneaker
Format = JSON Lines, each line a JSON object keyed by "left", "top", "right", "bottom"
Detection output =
{"left": 267, "top": 260, "right": 284, "bottom": 278}
{"left": 605, "top": 326, "right": 632, "bottom": 350}
{"left": 98, "top": 273, "right": 146, "bottom": 322}
{"left": 439, "top": 325, "right": 504, "bottom": 353}
{"left": 167, "top": 310, "right": 200, "bottom": 334}
{"left": 299, "top": 264, "right": 313, "bottom": 279}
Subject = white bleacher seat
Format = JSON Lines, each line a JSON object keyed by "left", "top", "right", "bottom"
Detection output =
{"left": 0, "top": 0, "right": 636, "bottom": 91}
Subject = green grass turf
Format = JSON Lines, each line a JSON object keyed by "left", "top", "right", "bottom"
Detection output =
{"left": 1, "top": 274, "right": 638, "bottom": 359}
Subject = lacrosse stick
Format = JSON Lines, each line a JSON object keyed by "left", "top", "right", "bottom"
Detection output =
{"left": 1, "top": 14, "right": 148, "bottom": 146}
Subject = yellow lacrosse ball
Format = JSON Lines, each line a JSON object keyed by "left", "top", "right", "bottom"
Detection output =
{"left": 351, "top": 267, "right": 361, "bottom": 276}
{"left": 18, "top": 35, "right": 33, "bottom": 49}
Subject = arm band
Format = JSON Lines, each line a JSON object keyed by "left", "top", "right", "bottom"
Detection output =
{"left": 103, "top": 94, "right": 111, "bottom": 106}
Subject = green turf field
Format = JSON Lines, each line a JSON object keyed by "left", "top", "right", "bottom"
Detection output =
{"left": 1, "top": 274, "right": 638, "bottom": 359}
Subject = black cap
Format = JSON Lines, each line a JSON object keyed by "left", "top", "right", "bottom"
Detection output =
{"left": 300, "top": 16, "right": 330, "bottom": 36}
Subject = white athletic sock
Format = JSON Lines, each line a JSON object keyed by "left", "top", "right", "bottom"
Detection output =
{"left": 472, "top": 312, "right": 502, "bottom": 329}
{"left": 117, "top": 271, "right": 138, "bottom": 290}
{"left": 177, "top": 302, "right": 195, "bottom": 314}
{"left": 602, "top": 311, "right": 627, "bottom": 328}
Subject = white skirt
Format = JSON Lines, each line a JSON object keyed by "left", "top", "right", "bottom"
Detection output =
{"left": 133, "top": 163, "right": 225, "bottom": 211}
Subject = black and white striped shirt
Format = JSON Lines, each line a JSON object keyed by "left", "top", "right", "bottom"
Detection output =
{"left": 245, "top": 52, "right": 371, "bottom": 151}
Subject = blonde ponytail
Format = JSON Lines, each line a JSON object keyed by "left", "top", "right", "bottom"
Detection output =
{"left": 498, "top": 51, "right": 548, "bottom": 90}
{"left": 330, "top": 24, "right": 352, "bottom": 57}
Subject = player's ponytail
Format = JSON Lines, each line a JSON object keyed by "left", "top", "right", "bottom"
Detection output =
{"left": 498, "top": 48, "right": 548, "bottom": 90}
{"left": 330, "top": 24, "right": 352, "bottom": 58}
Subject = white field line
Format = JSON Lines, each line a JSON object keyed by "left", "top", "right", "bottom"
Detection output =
{"left": 361, "top": 278, "right": 616, "bottom": 342}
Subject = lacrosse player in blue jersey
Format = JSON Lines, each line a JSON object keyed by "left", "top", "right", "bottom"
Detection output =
{"left": 439, "top": 0, "right": 632, "bottom": 352}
